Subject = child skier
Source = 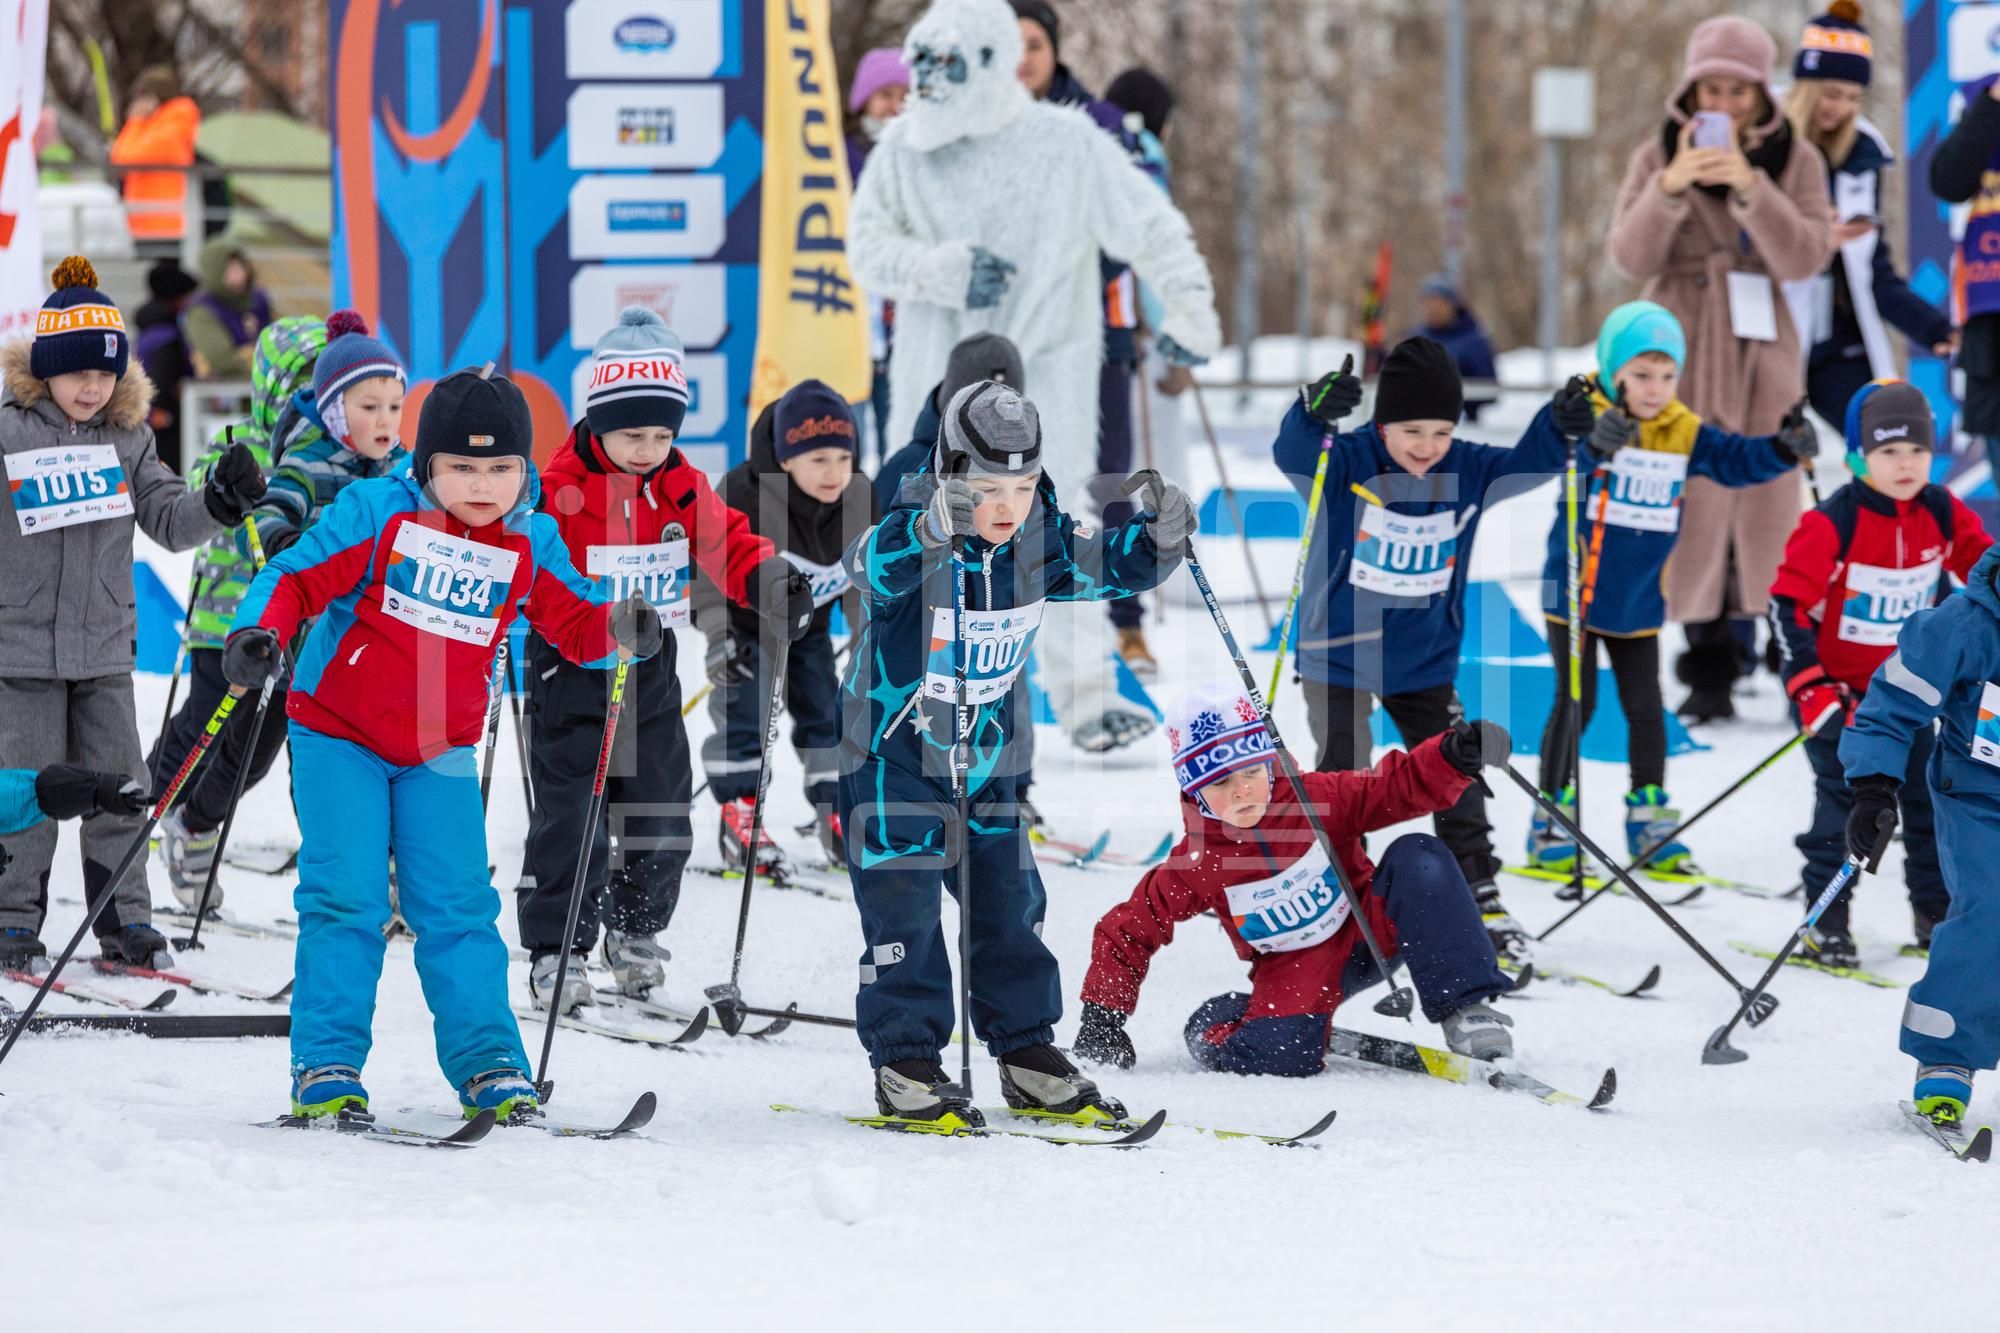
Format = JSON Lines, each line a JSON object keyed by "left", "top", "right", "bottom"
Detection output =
{"left": 1272, "top": 335, "right": 1586, "bottom": 963}
{"left": 227, "top": 367, "right": 662, "bottom": 1121}
{"left": 840, "top": 380, "right": 1193, "bottom": 1126}
{"left": 519, "top": 308, "right": 806, "bottom": 1013}
{"left": 1771, "top": 380, "right": 1990, "bottom": 966}
{"left": 1525, "top": 301, "right": 1818, "bottom": 876}
{"left": 1072, "top": 682, "right": 1518, "bottom": 1075}
{"left": 702, "top": 378, "right": 876, "bottom": 871}
{"left": 0, "top": 257, "right": 266, "bottom": 971}
{"left": 1841, "top": 540, "right": 2000, "bottom": 1131}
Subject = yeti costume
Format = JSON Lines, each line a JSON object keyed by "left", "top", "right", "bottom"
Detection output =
{"left": 849, "top": 0, "right": 1220, "bottom": 743}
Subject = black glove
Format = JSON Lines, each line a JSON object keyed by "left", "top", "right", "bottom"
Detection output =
{"left": 1845, "top": 776, "right": 1900, "bottom": 871}
{"left": 750, "top": 557, "right": 815, "bottom": 642}
{"left": 918, "top": 478, "right": 978, "bottom": 550}
{"left": 258, "top": 523, "right": 301, "bottom": 559}
{"left": 1552, "top": 376, "right": 1597, "bottom": 440}
{"left": 1072, "top": 1001, "right": 1136, "bottom": 1070}
{"left": 203, "top": 441, "right": 268, "bottom": 526}
{"left": 222, "top": 627, "right": 282, "bottom": 690}
{"left": 1773, "top": 400, "right": 1819, "bottom": 464}
{"left": 1440, "top": 719, "right": 1512, "bottom": 776}
{"left": 705, "top": 632, "right": 756, "bottom": 689}
{"left": 1300, "top": 354, "right": 1362, "bottom": 427}
{"left": 1143, "top": 479, "right": 1197, "bottom": 553}
{"left": 608, "top": 590, "right": 663, "bottom": 659}
{"left": 35, "top": 764, "right": 146, "bottom": 821}
{"left": 1588, "top": 400, "right": 1637, "bottom": 459}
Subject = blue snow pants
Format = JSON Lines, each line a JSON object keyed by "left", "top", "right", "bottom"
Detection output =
{"left": 1902, "top": 779, "right": 2000, "bottom": 1073}
{"left": 289, "top": 724, "right": 527, "bottom": 1088}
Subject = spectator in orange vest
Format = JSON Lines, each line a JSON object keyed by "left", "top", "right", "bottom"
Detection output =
{"left": 109, "top": 67, "right": 201, "bottom": 242}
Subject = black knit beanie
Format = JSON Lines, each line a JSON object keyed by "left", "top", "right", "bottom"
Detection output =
{"left": 1009, "top": 0, "right": 1060, "bottom": 57}
{"left": 414, "top": 367, "right": 535, "bottom": 483}
{"left": 1373, "top": 336, "right": 1464, "bottom": 426}
{"left": 1105, "top": 68, "right": 1174, "bottom": 139}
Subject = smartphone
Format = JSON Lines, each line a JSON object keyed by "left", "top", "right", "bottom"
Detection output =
{"left": 1691, "top": 111, "right": 1733, "bottom": 149}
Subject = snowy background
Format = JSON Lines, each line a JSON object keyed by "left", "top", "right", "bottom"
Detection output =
{"left": 4, "top": 351, "right": 1994, "bottom": 1331}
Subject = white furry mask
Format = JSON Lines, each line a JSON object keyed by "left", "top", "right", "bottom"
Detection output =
{"left": 898, "top": 0, "right": 1030, "bottom": 152}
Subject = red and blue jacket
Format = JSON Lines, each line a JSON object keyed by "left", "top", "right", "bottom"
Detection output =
{"left": 232, "top": 468, "right": 626, "bottom": 767}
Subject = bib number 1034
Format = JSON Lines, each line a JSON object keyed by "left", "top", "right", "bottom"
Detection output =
{"left": 382, "top": 522, "right": 521, "bottom": 646}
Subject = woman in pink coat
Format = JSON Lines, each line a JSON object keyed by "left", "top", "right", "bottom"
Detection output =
{"left": 1604, "top": 16, "right": 1835, "bottom": 721}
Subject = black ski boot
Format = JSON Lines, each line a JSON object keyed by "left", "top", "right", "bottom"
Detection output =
{"left": 1473, "top": 880, "right": 1532, "bottom": 965}
{"left": 1803, "top": 926, "right": 1861, "bottom": 971}
{"left": 1675, "top": 634, "right": 1739, "bottom": 724}
{"left": 874, "top": 1058, "right": 982, "bottom": 1130}
{"left": 998, "top": 1043, "right": 1128, "bottom": 1122}
{"left": 0, "top": 927, "right": 47, "bottom": 971}
{"left": 98, "top": 923, "right": 172, "bottom": 969}
{"left": 1912, "top": 906, "right": 1942, "bottom": 956}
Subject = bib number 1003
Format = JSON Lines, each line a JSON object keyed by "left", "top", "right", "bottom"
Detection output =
{"left": 1252, "top": 876, "right": 1337, "bottom": 934}
{"left": 404, "top": 556, "right": 496, "bottom": 613}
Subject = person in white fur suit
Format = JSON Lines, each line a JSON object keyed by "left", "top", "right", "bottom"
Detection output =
{"left": 849, "top": 0, "right": 1221, "bottom": 753}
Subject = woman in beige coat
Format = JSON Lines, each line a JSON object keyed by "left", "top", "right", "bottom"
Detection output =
{"left": 1605, "top": 15, "right": 1835, "bottom": 721}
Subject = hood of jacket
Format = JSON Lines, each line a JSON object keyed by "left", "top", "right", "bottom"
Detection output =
{"left": 197, "top": 237, "right": 257, "bottom": 311}
{"left": 893, "top": 0, "right": 1031, "bottom": 152}
{"left": 1968, "top": 542, "right": 2000, "bottom": 621}
{"left": 0, "top": 339, "right": 155, "bottom": 432}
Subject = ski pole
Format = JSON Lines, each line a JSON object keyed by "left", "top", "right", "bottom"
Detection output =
{"left": 1265, "top": 358, "right": 1355, "bottom": 704}
{"left": 1188, "top": 378, "right": 1277, "bottom": 632}
{"left": 1537, "top": 726, "right": 1813, "bottom": 941}
{"left": 1701, "top": 814, "right": 1892, "bottom": 1065}
{"left": 705, "top": 636, "right": 792, "bottom": 1037}
{"left": 951, "top": 538, "right": 976, "bottom": 1097}
{"left": 1501, "top": 763, "right": 1778, "bottom": 1020}
{"left": 478, "top": 638, "right": 508, "bottom": 813}
{"left": 0, "top": 683, "right": 254, "bottom": 1079}
{"left": 1127, "top": 470, "right": 1414, "bottom": 1018}
{"left": 156, "top": 568, "right": 211, "bottom": 748}
{"left": 534, "top": 656, "right": 632, "bottom": 1102}
{"left": 681, "top": 680, "right": 712, "bottom": 717}
{"left": 174, "top": 668, "right": 282, "bottom": 952}
{"left": 508, "top": 674, "right": 536, "bottom": 820}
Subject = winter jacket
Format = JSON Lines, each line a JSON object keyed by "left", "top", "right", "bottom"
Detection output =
{"left": 1539, "top": 391, "right": 1797, "bottom": 637}
{"left": 1270, "top": 402, "right": 1571, "bottom": 693}
{"left": 0, "top": 770, "right": 43, "bottom": 836}
{"left": 1404, "top": 308, "right": 1497, "bottom": 421}
{"left": 1770, "top": 481, "right": 1991, "bottom": 696}
{"left": 182, "top": 239, "right": 274, "bottom": 381}
{"left": 1844, "top": 544, "right": 2000, "bottom": 797}
{"left": 1080, "top": 738, "right": 1471, "bottom": 1014}
{"left": 840, "top": 469, "right": 1175, "bottom": 818}
{"left": 233, "top": 469, "right": 628, "bottom": 767}
{"left": 0, "top": 342, "right": 221, "bottom": 680}
{"left": 108, "top": 96, "right": 199, "bottom": 239}
{"left": 1931, "top": 78, "right": 2000, "bottom": 322}
{"left": 243, "top": 389, "right": 408, "bottom": 557}
{"left": 1605, "top": 106, "right": 1833, "bottom": 622}
{"left": 133, "top": 296, "right": 191, "bottom": 448}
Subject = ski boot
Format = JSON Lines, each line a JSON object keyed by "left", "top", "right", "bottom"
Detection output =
{"left": 997, "top": 1043, "right": 1129, "bottom": 1123}
{"left": 158, "top": 807, "right": 221, "bottom": 911}
{"left": 719, "top": 797, "right": 787, "bottom": 878}
{"left": 600, "top": 930, "right": 668, "bottom": 999}
{"left": 458, "top": 1068, "right": 540, "bottom": 1123}
{"left": 291, "top": 1063, "right": 369, "bottom": 1119}
{"left": 0, "top": 927, "right": 47, "bottom": 972}
{"left": 529, "top": 950, "right": 594, "bottom": 1014}
{"left": 1915, "top": 1065, "right": 1974, "bottom": 1126}
{"left": 1117, "top": 626, "right": 1159, "bottom": 680}
{"left": 812, "top": 809, "right": 847, "bottom": 866}
{"left": 1018, "top": 794, "right": 1047, "bottom": 836}
{"left": 1675, "top": 642, "right": 1738, "bottom": 724}
{"left": 1625, "top": 785, "right": 1696, "bottom": 873}
{"left": 1525, "top": 786, "right": 1578, "bottom": 875}
{"left": 874, "top": 1058, "right": 983, "bottom": 1131}
{"left": 1802, "top": 925, "right": 1860, "bottom": 971}
{"left": 98, "top": 923, "right": 172, "bottom": 969}
{"left": 1911, "top": 906, "right": 1942, "bottom": 956}
{"left": 1071, "top": 708, "right": 1156, "bottom": 754}
{"left": 382, "top": 866, "right": 414, "bottom": 942}
{"left": 1473, "top": 880, "right": 1533, "bottom": 965}
{"left": 1441, "top": 1000, "right": 1515, "bottom": 1062}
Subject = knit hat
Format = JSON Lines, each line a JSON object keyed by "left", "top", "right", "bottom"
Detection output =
{"left": 312, "top": 309, "right": 406, "bottom": 402}
{"left": 31, "top": 257, "right": 128, "bottom": 382}
{"left": 584, "top": 306, "right": 690, "bottom": 436}
{"left": 848, "top": 47, "right": 911, "bottom": 113}
{"left": 773, "top": 379, "right": 858, "bottom": 462}
{"left": 1843, "top": 379, "right": 1935, "bottom": 474}
{"left": 1166, "top": 682, "right": 1273, "bottom": 802}
{"left": 1372, "top": 336, "right": 1463, "bottom": 426}
{"left": 1105, "top": 68, "right": 1174, "bottom": 139}
{"left": 939, "top": 380, "right": 1041, "bottom": 477}
{"left": 413, "top": 366, "right": 536, "bottom": 483}
{"left": 1795, "top": 1, "right": 1871, "bottom": 88}
{"left": 1009, "top": 0, "right": 1060, "bottom": 56}
{"left": 1671, "top": 16, "right": 1777, "bottom": 116}
{"left": 145, "top": 259, "right": 197, "bottom": 302}
{"left": 940, "top": 332, "right": 1026, "bottom": 410}
{"left": 1596, "top": 300, "right": 1687, "bottom": 382}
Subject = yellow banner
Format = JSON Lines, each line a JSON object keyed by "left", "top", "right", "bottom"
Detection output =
{"left": 750, "top": 0, "right": 871, "bottom": 419}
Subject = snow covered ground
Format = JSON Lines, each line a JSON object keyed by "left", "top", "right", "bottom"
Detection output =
{"left": 3, "top": 384, "right": 1992, "bottom": 1331}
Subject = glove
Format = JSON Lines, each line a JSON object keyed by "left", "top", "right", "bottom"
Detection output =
{"left": 1072, "top": 1001, "right": 1136, "bottom": 1070}
{"left": 1552, "top": 376, "right": 1598, "bottom": 440}
{"left": 966, "top": 247, "right": 1016, "bottom": 310}
{"left": 608, "top": 590, "right": 664, "bottom": 659}
{"left": 1587, "top": 401, "right": 1637, "bottom": 459}
{"left": 1785, "top": 666, "right": 1851, "bottom": 734}
{"left": 221, "top": 627, "right": 282, "bottom": 690}
{"left": 35, "top": 765, "right": 146, "bottom": 821}
{"left": 705, "top": 632, "right": 756, "bottom": 689}
{"left": 258, "top": 524, "right": 301, "bottom": 559}
{"left": 1300, "top": 354, "right": 1362, "bottom": 428}
{"left": 1155, "top": 332, "right": 1208, "bottom": 369}
{"left": 1845, "top": 776, "right": 1900, "bottom": 871}
{"left": 918, "top": 478, "right": 979, "bottom": 550}
{"left": 750, "top": 557, "right": 815, "bottom": 642}
{"left": 1774, "top": 401, "right": 1819, "bottom": 463}
{"left": 1440, "top": 719, "right": 1512, "bottom": 776}
{"left": 1142, "top": 479, "right": 1197, "bottom": 553}
{"left": 203, "top": 441, "right": 268, "bottom": 526}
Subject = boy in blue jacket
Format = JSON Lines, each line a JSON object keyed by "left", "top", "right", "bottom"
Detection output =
{"left": 1525, "top": 302, "right": 1817, "bottom": 875}
{"left": 1843, "top": 541, "right": 2000, "bottom": 1131}
{"left": 839, "top": 380, "right": 1193, "bottom": 1129}
{"left": 1273, "top": 335, "right": 1587, "bottom": 962}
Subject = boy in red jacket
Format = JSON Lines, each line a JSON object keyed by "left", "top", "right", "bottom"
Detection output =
{"left": 519, "top": 308, "right": 813, "bottom": 1012}
{"left": 1071, "top": 681, "right": 1517, "bottom": 1077}
{"left": 1769, "top": 379, "right": 1992, "bottom": 966}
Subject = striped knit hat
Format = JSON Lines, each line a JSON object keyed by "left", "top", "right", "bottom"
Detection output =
{"left": 31, "top": 256, "right": 128, "bottom": 381}
{"left": 1166, "top": 682, "right": 1273, "bottom": 801}
{"left": 1795, "top": 1, "right": 1871, "bottom": 88}
{"left": 584, "top": 306, "right": 689, "bottom": 436}
{"left": 312, "top": 309, "right": 405, "bottom": 402}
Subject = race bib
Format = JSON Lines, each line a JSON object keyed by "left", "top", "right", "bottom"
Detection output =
{"left": 588, "top": 540, "right": 691, "bottom": 628}
{"left": 1224, "top": 845, "right": 1353, "bottom": 955}
{"left": 381, "top": 524, "right": 520, "bottom": 646}
{"left": 1839, "top": 560, "right": 1940, "bottom": 647}
{"left": 923, "top": 601, "right": 1044, "bottom": 707}
{"left": 783, "top": 549, "right": 852, "bottom": 609}
{"left": 1974, "top": 683, "right": 2000, "bottom": 769}
{"left": 1602, "top": 450, "right": 1689, "bottom": 534}
{"left": 1348, "top": 503, "right": 1456, "bottom": 597}
{"left": 5, "top": 444, "right": 132, "bottom": 534}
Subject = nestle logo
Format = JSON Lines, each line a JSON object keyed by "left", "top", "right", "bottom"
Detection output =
{"left": 608, "top": 200, "right": 688, "bottom": 232}
{"left": 1874, "top": 424, "right": 1911, "bottom": 442}
{"left": 615, "top": 16, "right": 674, "bottom": 53}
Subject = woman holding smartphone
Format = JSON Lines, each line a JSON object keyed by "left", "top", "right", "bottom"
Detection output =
{"left": 1784, "top": 2, "right": 1956, "bottom": 432}
{"left": 1605, "top": 15, "right": 1835, "bottom": 723}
